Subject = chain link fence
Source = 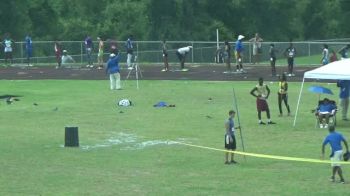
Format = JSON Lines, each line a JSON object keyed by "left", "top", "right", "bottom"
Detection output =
{"left": 1, "top": 40, "right": 349, "bottom": 66}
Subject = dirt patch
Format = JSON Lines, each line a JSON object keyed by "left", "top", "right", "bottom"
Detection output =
{"left": 0, "top": 63, "right": 317, "bottom": 82}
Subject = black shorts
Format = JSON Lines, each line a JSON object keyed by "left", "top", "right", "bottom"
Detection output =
{"left": 224, "top": 134, "right": 236, "bottom": 150}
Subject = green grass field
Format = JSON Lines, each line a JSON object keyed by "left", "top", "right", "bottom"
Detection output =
{"left": 0, "top": 79, "right": 349, "bottom": 195}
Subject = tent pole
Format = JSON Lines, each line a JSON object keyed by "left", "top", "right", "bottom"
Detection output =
{"left": 293, "top": 78, "right": 305, "bottom": 127}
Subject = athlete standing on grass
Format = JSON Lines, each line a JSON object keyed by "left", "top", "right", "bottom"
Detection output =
{"left": 106, "top": 53, "right": 121, "bottom": 90}
{"left": 250, "top": 77, "right": 276, "bottom": 125}
{"left": 278, "top": 74, "right": 291, "bottom": 117}
{"left": 225, "top": 110, "right": 239, "bottom": 164}
{"left": 322, "top": 125, "right": 349, "bottom": 184}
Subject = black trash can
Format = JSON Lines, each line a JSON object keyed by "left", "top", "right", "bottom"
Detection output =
{"left": 65, "top": 126, "right": 79, "bottom": 147}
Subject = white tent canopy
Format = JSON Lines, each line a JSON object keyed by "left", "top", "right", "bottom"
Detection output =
{"left": 293, "top": 59, "right": 350, "bottom": 126}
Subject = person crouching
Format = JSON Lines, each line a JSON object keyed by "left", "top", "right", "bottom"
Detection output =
{"left": 106, "top": 53, "right": 121, "bottom": 90}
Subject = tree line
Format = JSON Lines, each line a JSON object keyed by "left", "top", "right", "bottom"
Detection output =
{"left": 1, "top": 0, "right": 350, "bottom": 42}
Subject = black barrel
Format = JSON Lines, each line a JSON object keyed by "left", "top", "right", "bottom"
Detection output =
{"left": 65, "top": 127, "right": 79, "bottom": 147}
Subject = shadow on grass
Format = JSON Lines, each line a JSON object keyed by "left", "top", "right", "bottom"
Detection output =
{"left": 0, "top": 95, "right": 22, "bottom": 99}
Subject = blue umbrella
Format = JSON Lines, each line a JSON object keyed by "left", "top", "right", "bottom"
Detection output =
{"left": 308, "top": 86, "right": 333, "bottom": 95}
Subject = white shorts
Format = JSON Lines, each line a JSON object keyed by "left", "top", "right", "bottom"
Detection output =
{"left": 331, "top": 150, "right": 343, "bottom": 167}
{"left": 4, "top": 47, "right": 12, "bottom": 53}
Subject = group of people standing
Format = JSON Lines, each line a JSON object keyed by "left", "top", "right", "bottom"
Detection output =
{"left": 223, "top": 33, "right": 299, "bottom": 77}
{"left": 225, "top": 74, "right": 350, "bottom": 185}
{"left": 53, "top": 35, "right": 136, "bottom": 90}
{"left": 1, "top": 33, "right": 32, "bottom": 66}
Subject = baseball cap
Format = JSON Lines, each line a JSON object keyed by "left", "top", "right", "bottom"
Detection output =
{"left": 238, "top": 35, "right": 245, "bottom": 40}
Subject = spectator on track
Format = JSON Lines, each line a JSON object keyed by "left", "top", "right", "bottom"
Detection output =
{"left": 284, "top": 41, "right": 297, "bottom": 76}
{"left": 25, "top": 34, "right": 33, "bottom": 66}
{"left": 249, "top": 33, "right": 263, "bottom": 64}
{"left": 176, "top": 46, "right": 192, "bottom": 71}
{"left": 85, "top": 35, "right": 93, "bottom": 68}
{"left": 162, "top": 40, "right": 169, "bottom": 72}
{"left": 54, "top": 41, "right": 62, "bottom": 69}
{"left": 235, "top": 35, "right": 245, "bottom": 73}
{"left": 3, "top": 33, "right": 15, "bottom": 65}
{"left": 61, "top": 50, "right": 75, "bottom": 65}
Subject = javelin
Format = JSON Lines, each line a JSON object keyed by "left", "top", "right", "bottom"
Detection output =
{"left": 233, "top": 88, "right": 246, "bottom": 160}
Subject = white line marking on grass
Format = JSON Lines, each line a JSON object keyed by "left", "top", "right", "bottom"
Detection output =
{"left": 75, "top": 132, "right": 193, "bottom": 151}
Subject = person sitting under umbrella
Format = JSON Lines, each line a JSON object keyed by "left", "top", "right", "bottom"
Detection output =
{"left": 315, "top": 98, "right": 337, "bottom": 128}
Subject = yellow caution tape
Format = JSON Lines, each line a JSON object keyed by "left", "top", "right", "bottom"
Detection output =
{"left": 175, "top": 141, "right": 350, "bottom": 165}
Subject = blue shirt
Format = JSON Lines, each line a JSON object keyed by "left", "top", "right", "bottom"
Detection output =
{"left": 106, "top": 55, "right": 120, "bottom": 74}
{"left": 85, "top": 37, "right": 93, "bottom": 49}
{"left": 226, "top": 117, "right": 235, "bottom": 136}
{"left": 235, "top": 40, "right": 243, "bottom": 53}
{"left": 340, "top": 48, "right": 348, "bottom": 58}
{"left": 126, "top": 38, "right": 133, "bottom": 50}
{"left": 318, "top": 102, "right": 336, "bottom": 113}
{"left": 25, "top": 36, "right": 32, "bottom": 50}
{"left": 337, "top": 80, "right": 350, "bottom": 99}
{"left": 323, "top": 131, "right": 346, "bottom": 152}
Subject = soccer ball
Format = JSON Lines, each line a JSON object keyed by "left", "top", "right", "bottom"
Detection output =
{"left": 118, "top": 99, "right": 131, "bottom": 107}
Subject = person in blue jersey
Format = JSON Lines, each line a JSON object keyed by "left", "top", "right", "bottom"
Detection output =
{"left": 25, "top": 34, "right": 33, "bottom": 66}
{"left": 84, "top": 35, "right": 93, "bottom": 68}
{"left": 250, "top": 77, "right": 276, "bottom": 125}
{"left": 322, "top": 125, "right": 349, "bottom": 184}
{"left": 106, "top": 53, "right": 121, "bottom": 90}
{"left": 316, "top": 98, "right": 337, "bottom": 128}
{"left": 126, "top": 35, "right": 134, "bottom": 70}
{"left": 235, "top": 35, "right": 245, "bottom": 73}
{"left": 284, "top": 41, "right": 297, "bottom": 76}
{"left": 322, "top": 44, "right": 329, "bottom": 65}
{"left": 337, "top": 80, "right": 350, "bottom": 121}
{"left": 225, "top": 110, "right": 239, "bottom": 164}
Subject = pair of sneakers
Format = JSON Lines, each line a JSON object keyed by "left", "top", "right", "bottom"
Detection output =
{"left": 320, "top": 124, "right": 328, "bottom": 128}
{"left": 259, "top": 121, "right": 276, "bottom": 125}
{"left": 330, "top": 176, "right": 345, "bottom": 184}
{"left": 224, "top": 160, "right": 238, "bottom": 165}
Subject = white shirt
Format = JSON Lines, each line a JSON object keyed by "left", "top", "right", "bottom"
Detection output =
{"left": 177, "top": 46, "right": 191, "bottom": 55}
{"left": 62, "top": 55, "right": 75, "bottom": 64}
{"left": 323, "top": 48, "right": 329, "bottom": 59}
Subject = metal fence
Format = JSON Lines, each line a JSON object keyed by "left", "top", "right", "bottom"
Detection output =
{"left": 1, "top": 40, "right": 349, "bottom": 66}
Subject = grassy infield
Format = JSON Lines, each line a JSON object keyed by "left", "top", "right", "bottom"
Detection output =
{"left": 1, "top": 57, "right": 349, "bottom": 195}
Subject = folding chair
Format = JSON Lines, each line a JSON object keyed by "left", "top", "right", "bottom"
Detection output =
{"left": 314, "top": 99, "right": 337, "bottom": 128}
